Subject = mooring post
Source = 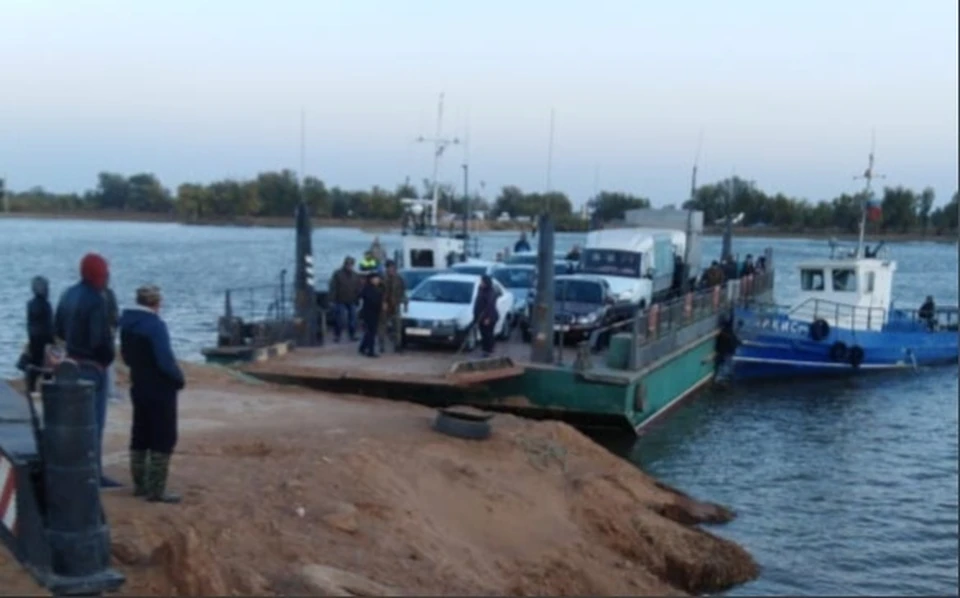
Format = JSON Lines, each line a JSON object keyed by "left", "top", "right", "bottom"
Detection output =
{"left": 629, "top": 304, "right": 642, "bottom": 370}
{"left": 41, "top": 361, "right": 124, "bottom": 596}
{"left": 529, "top": 213, "right": 556, "bottom": 364}
{"left": 294, "top": 201, "right": 318, "bottom": 346}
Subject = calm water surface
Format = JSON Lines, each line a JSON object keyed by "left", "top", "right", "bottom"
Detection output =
{"left": 0, "top": 218, "right": 956, "bottom": 595}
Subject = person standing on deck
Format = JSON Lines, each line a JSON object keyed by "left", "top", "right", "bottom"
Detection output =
{"left": 119, "top": 285, "right": 184, "bottom": 503}
{"left": 918, "top": 296, "right": 937, "bottom": 330}
{"left": 329, "top": 257, "right": 361, "bottom": 342}
{"left": 514, "top": 231, "right": 531, "bottom": 253}
{"left": 379, "top": 260, "right": 406, "bottom": 353}
{"left": 566, "top": 244, "right": 582, "bottom": 262}
{"left": 474, "top": 275, "right": 499, "bottom": 358}
{"left": 54, "top": 252, "right": 120, "bottom": 488}
{"left": 358, "top": 250, "right": 380, "bottom": 275}
{"left": 104, "top": 277, "right": 120, "bottom": 402}
{"left": 368, "top": 236, "right": 388, "bottom": 265}
{"left": 358, "top": 272, "right": 384, "bottom": 358}
{"left": 25, "top": 276, "right": 54, "bottom": 394}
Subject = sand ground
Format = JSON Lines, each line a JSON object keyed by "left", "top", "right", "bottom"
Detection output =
{"left": 0, "top": 364, "right": 758, "bottom": 596}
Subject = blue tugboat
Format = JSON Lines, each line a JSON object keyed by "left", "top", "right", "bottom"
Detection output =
{"left": 730, "top": 149, "right": 959, "bottom": 381}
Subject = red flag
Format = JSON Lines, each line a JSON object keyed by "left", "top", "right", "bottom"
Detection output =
{"left": 866, "top": 204, "right": 882, "bottom": 222}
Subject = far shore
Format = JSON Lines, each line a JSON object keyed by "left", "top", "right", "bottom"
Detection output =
{"left": 1, "top": 210, "right": 956, "bottom": 243}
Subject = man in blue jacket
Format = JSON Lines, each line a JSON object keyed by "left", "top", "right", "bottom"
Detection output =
{"left": 119, "top": 285, "right": 185, "bottom": 503}
{"left": 54, "top": 253, "right": 119, "bottom": 488}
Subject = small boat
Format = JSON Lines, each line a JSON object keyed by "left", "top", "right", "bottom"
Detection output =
{"left": 730, "top": 148, "right": 959, "bottom": 381}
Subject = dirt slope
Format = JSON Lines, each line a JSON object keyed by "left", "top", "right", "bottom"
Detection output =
{"left": 0, "top": 363, "right": 758, "bottom": 596}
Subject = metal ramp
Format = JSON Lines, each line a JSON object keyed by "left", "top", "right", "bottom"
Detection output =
{"left": 446, "top": 356, "right": 524, "bottom": 384}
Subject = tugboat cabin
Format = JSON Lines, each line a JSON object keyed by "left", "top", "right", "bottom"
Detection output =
{"left": 790, "top": 257, "right": 895, "bottom": 331}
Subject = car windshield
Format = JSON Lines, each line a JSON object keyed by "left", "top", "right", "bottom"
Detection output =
{"left": 452, "top": 265, "right": 489, "bottom": 276}
{"left": 580, "top": 249, "right": 641, "bottom": 278}
{"left": 555, "top": 280, "right": 604, "bottom": 304}
{"left": 410, "top": 279, "right": 475, "bottom": 304}
{"left": 492, "top": 267, "right": 536, "bottom": 289}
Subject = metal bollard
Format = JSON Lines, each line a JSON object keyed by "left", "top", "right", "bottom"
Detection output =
{"left": 40, "top": 361, "right": 124, "bottom": 596}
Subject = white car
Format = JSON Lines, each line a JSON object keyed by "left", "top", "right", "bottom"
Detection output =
{"left": 402, "top": 273, "right": 515, "bottom": 350}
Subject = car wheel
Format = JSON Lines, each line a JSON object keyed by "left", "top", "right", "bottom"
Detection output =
{"left": 497, "top": 320, "right": 510, "bottom": 341}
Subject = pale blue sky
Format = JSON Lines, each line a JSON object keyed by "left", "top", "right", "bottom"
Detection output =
{"left": 1, "top": 0, "right": 956, "bottom": 207}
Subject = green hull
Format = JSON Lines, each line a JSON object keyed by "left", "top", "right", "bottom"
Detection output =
{"left": 480, "top": 330, "right": 717, "bottom": 433}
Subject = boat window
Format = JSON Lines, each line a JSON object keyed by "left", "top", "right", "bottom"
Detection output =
{"left": 410, "top": 249, "right": 435, "bottom": 268}
{"left": 581, "top": 249, "right": 642, "bottom": 278}
{"left": 409, "top": 279, "right": 474, "bottom": 304}
{"left": 832, "top": 268, "right": 858, "bottom": 292}
{"left": 865, "top": 272, "right": 875, "bottom": 293}
{"left": 800, "top": 269, "right": 825, "bottom": 291}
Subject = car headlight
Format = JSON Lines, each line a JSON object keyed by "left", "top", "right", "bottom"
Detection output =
{"left": 575, "top": 312, "right": 600, "bottom": 325}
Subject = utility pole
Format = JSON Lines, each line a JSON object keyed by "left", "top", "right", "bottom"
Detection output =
{"left": 415, "top": 93, "right": 459, "bottom": 230}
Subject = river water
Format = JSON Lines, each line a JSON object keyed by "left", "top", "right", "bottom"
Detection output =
{"left": 1, "top": 218, "right": 956, "bottom": 595}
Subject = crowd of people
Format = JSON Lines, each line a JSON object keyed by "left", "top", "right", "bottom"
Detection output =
{"left": 20, "top": 253, "right": 183, "bottom": 504}
{"left": 327, "top": 250, "right": 408, "bottom": 357}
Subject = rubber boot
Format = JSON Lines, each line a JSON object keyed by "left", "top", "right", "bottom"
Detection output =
{"left": 145, "top": 452, "right": 181, "bottom": 504}
{"left": 130, "top": 450, "right": 148, "bottom": 497}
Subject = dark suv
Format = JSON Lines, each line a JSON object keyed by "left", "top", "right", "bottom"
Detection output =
{"left": 519, "top": 275, "right": 633, "bottom": 347}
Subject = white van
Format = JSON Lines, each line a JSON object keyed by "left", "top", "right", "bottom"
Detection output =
{"left": 581, "top": 229, "right": 676, "bottom": 307}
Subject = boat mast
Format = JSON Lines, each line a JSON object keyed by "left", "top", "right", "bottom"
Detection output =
{"left": 545, "top": 108, "right": 556, "bottom": 212}
{"left": 853, "top": 131, "right": 885, "bottom": 258}
{"left": 683, "top": 129, "right": 704, "bottom": 291}
{"left": 416, "top": 93, "right": 459, "bottom": 231}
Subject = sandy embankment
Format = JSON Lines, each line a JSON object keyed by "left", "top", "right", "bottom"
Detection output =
{"left": 1, "top": 364, "right": 758, "bottom": 596}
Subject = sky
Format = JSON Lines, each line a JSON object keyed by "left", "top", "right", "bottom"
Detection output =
{"left": 0, "top": 0, "right": 957, "bottom": 208}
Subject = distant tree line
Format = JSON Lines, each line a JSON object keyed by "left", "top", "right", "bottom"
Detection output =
{"left": 0, "top": 171, "right": 956, "bottom": 235}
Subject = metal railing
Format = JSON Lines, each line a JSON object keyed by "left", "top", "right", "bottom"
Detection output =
{"left": 573, "top": 269, "right": 776, "bottom": 372}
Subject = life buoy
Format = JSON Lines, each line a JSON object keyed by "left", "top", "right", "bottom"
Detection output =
{"left": 809, "top": 319, "right": 830, "bottom": 341}
{"left": 848, "top": 345, "right": 865, "bottom": 368}
{"left": 829, "top": 341, "right": 848, "bottom": 361}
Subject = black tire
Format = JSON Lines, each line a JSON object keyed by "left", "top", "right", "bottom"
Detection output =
{"left": 829, "top": 341, "right": 848, "bottom": 362}
{"left": 432, "top": 410, "right": 492, "bottom": 441}
{"left": 810, "top": 319, "right": 830, "bottom": 342}
{"left": 848, "top": 345, "right": 865, "bottom": 368}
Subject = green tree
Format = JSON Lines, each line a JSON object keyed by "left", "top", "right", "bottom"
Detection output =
{"left": 588, "top": 191, "right": 651, "bottom": 221}
{"left": 917, "top": 187, "right": 935, "bottom": 235}
{"left": 880, "top": 186, "right": 917, "bottom": 233}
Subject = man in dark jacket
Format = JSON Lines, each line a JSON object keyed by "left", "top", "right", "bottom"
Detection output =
{"left": 119, "top": 285, "right": 185, "bottom": 503}
{"left": 514, "top": 232, "right": 531, "bottom": 253}
{"left": 328, "top": 257, "right": 361, "bottom": 342}
{"left": 54, "top": 252, "right": 119, "bottom": 488}
{"left": 25, "top": 276, "right": 54, "bottom": 394}
{"left": 473, "top": 275, "right": 499, "bottom": 357}
{"left": 358, "top": 273, "right": 384, "bottom": 358}
{"left": 379, "top": 260, "right": 406, "bottom": 353}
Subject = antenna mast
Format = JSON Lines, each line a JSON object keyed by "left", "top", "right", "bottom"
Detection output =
{"left": 682, "top": 129, "right": 704, "bottom": 292}
{"left": 853, "top": 130, "right": 885, "bottom": 258}
{"left": 546, "top": 108, "right": 556, "bottom": 212}
{"left": 416, "top": 93, "right": 459, "bottom": 230}
{"left": 299, "top": 108, "right": 306, "bottom": 183}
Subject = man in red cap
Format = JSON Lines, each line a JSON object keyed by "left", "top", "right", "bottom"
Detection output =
{"left": 54, "top": 252, "right": 120, "bottom": 488}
